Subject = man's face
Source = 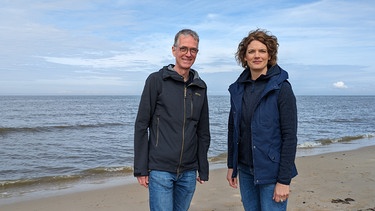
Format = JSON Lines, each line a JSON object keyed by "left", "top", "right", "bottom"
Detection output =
{"left": 172, "top": 35, "right": 199, "bottom": 71}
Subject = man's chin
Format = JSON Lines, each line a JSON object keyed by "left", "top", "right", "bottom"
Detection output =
{"left": 181, "top": 62, "right": 193, "bottom": 69}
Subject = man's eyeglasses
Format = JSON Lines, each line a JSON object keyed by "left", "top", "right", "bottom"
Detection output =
{"left": 177, "top": 46, "right": 199, "bottom": 55}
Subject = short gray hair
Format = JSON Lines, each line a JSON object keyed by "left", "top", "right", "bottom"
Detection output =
{"left": 173, "top": 29, "right": 199, "bottom": 47}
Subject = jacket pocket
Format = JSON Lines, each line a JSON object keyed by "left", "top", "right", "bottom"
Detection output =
{"left": 188, "top": 91, "right": 204, "bottom": 121}
{"left": 267, "top": 148, "right": 280, "bottom": 163}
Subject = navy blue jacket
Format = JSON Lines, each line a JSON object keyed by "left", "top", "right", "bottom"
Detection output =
{"left": 227, "top": 64, "right": 298, "bottom": 185}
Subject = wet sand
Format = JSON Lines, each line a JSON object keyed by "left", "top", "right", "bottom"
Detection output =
{"left": 1, "top": 145, "right": 375, "bottom": 211}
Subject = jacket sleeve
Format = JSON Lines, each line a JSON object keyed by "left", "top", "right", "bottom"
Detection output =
{"left": 227, "top": 106, "right": 234, "bottom": 169}
{"left": 133, "top": 73, "right": 159, "bottom": 177}
{"left": 196, "top": 89, "right": 211, "bottom": 181}
{"left": 277, "top": 81, "right": 298, "bottom": 185}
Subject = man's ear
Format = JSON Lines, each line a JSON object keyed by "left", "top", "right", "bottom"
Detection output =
{"left": 172, "top": 46, "right": 177, "bottom": 57}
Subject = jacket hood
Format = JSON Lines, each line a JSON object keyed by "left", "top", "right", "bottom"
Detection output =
{"left": 236, "top": 64, "right": 286, "bottom": 83}
{"left": 229, "top": 64, "right": 289, "bottom": 99}
{"left": 161, "top": 64, "right": 206, "bottom": 88}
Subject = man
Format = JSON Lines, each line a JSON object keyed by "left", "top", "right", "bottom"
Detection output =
{"left": 134, "top": 29, "right": 211, "bottom": 211}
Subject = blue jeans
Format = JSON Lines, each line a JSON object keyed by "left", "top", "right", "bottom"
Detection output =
{"left": 239, "top": 165, "right": 287, "bottom": 211}
{"left": 149, "top": 170, "right": 197, "bottom": 211}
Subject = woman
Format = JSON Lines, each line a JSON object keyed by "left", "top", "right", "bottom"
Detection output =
{"left": 226, "top": 29, "right": 298, "bottom": 211}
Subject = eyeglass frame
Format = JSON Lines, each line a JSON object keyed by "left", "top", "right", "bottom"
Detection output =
{"left": 175, "top": 46, "right": 199, "bottom": 55}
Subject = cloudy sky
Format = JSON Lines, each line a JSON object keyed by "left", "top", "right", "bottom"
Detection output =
{"left": 1, "top": 0, "right": 374, "bottom": 95}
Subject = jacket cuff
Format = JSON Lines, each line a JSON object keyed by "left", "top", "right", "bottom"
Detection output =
{"left": 277, "top": 178, "right": 291, "bottom": 185}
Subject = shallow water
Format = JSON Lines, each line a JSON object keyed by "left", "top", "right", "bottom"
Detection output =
{"left": 1, "top": 95, "right": 374, "bottom": 200}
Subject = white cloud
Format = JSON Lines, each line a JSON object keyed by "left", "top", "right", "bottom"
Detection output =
{"left": 0, "top": 0, "right": 374, "bottom": 95}
{"left": 333, "top": 81, "right": 348, "bottom": 89}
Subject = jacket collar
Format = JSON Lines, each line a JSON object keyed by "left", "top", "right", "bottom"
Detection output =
{"left": 229, "top": 64, "right": 289, "bottom": 97}
{"left": 161, "top": 64, "right": 206, "bottom": 88}
{"left": 237, "top": 64, "right": 284, "bottom": 83}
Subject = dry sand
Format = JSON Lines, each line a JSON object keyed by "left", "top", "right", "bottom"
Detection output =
{"left": 1, "top": 145, "right": 375, "bottom": 211}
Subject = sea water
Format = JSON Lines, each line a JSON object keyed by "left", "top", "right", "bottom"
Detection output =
{"left": 1, "top": 95, "right": 374, "bottom": 201}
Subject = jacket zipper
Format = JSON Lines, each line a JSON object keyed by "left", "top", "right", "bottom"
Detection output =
{"left": 250, "top": 87, "right": 271, "bottom": 184}
{"left": 156, "top": 116, "right": 160, "bottom": 147}
{"left": 190, "top": 92, "right": 194, "bottom": 115}
{"left": 177, "top": 86, "right": 187, "bottom": 176}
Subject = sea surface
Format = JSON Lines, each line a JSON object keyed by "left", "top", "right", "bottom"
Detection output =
{"left": 1, "top": 95, "right": 375, "bottom": 201}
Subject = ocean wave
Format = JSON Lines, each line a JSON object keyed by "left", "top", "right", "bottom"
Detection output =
{"left": 1, "top": 133, "right": 373, "bottom": 194}
{"left": 297, "top": 134, "right": 374, "bottom": 148}
{"left": 0, "top": 175, "right": 82, "bottom": 190}
{"left": 208, "top": 153, "right": 227, "bottom": 163}
{"left": 0, "top": 123, "right": 125, "bottom": 135}
{"left": 0, "top": 166, "right": 133, "bottom": 191}
{"left": 82, "top": 166, "right": 133, "bottom": 175}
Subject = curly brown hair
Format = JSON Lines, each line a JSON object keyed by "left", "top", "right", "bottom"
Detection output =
{"left": 235, "top": 29, "right": 279, "bottom": 68}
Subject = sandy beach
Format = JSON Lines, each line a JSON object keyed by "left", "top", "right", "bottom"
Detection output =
{"left": 1, "top": 145, "right": 375, "bottom": 211}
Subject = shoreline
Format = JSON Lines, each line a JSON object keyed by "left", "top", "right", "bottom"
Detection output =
{"left": 1, "top": 142, "right": 375, "bottom": 210}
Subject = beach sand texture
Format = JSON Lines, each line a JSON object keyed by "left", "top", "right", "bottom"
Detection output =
{"left": 1, "top": 145, "right": 375, "bottom": 211}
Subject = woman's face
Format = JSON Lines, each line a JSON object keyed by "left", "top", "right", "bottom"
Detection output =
{"left": 244, "top": 40, "right": 270, "bottom": 74}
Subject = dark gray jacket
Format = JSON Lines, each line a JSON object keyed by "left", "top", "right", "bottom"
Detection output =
{"left": 134, "top": 64, "right": 211, "bottom": 181}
